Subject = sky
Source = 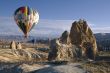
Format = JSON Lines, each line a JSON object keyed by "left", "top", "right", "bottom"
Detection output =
{"left": 0, "top": 0, "right": 110, "bottom": 37}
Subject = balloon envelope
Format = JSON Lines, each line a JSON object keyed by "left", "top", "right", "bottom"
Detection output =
{"left": 14, "top": 6, "right": 39, "bottom": 38}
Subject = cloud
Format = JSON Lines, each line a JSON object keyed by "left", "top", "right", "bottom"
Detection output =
{"left": 38, "top": 19, "right": 73, "bottom": 30}
{"left": 92, "top": 27, "right": 110, "bottom": 33}
{"left": 0, "top": 16, "right": 110, "bottom": 37}
{"left": 29, "top": 19, "right": 75, "bottom": 37}
{"left": 0, "top": 16, "right": 74, "bottom": 37}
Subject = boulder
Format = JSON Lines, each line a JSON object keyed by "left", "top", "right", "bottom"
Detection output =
{"left": 69, "top": 19, "right": 97, "bottom": 59}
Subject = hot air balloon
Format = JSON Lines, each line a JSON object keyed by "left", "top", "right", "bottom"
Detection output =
{"left": 14, "top": 6, "right": 39, "bottom": 38}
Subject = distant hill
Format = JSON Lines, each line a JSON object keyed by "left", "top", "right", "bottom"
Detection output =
{"left": 0, "top": 35, "right": 59, "bottom": 43}
{"left": 95, "top": 33, "right": 110, "bottom": 40}
{"left": 0, "top": 33, "right": 110, "bottom": 42}
{"left": 0, "top": 35, "right": 48, "bottom": 42}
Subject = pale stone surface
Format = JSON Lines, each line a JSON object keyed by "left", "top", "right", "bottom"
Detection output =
{"left": 10, "top": 41, "right": 16, "bottom": 49}
{"left": 70, "top": 19, "right": 97, "bottom": 59}
{"left": 16, "top": 42, "right": 22, "bottom": 49}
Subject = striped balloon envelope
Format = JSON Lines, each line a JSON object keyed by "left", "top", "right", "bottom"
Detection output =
{"left": 14, "top": 6, "right": 39, "bottom": 38}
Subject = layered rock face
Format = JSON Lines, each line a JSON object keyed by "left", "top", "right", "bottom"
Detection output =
{"left": 70, "top": 19, "right": 97, "bottom": 59}
{"left": 48, "top": 39, "right": 82, "bottom": 61}
{"left": 48, "top": 19, "right": 97, "bottom": 61}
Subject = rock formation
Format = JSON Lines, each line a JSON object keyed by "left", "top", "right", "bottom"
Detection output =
{"left": 60, "top": 30, "right": 71, "bottom": 44}
{"left": 16, "top": 42, "right": 22, "bottom": 49}
{"left": 48, "top": 19, "right": 97, "bottom": 61}
{"left": 69, "top": 19, "right": 97, "bottom": 59}
{"left": 10, "top": 41, "right": 16, "bottom": 49}
{"left": 48, "top": 39, "right": 82, "bottom": 61}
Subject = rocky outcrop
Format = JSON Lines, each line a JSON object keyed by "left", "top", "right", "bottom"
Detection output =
{"left": 16, "top": 42, "right": 22, "bottom": 49}
{"left": 0, "top": 48, "right": 48, "bottom": 62}
{"left": 48, "top": 31, "right": 77, "bottom": 61}
{"left": 48, "top": 39, "right": 82, "bottom": 61}
{"left": 60, "top": 30, "right": 71, "bottom": 44}
{"left": 10, "top": 41, "right": 22, "bottom": 49}
{"left": 70, "top": 19, "right": 97, "bottom": 59}
{"left": 10, "top": 41, "right": 16, "bottom": 49}
{"left": 48, "top": 19, "right": 97, "bottom": 61}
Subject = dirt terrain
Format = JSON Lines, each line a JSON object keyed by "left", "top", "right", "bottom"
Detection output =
{"left": 0, "top": 42, "right": 109, "bottom": 73}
